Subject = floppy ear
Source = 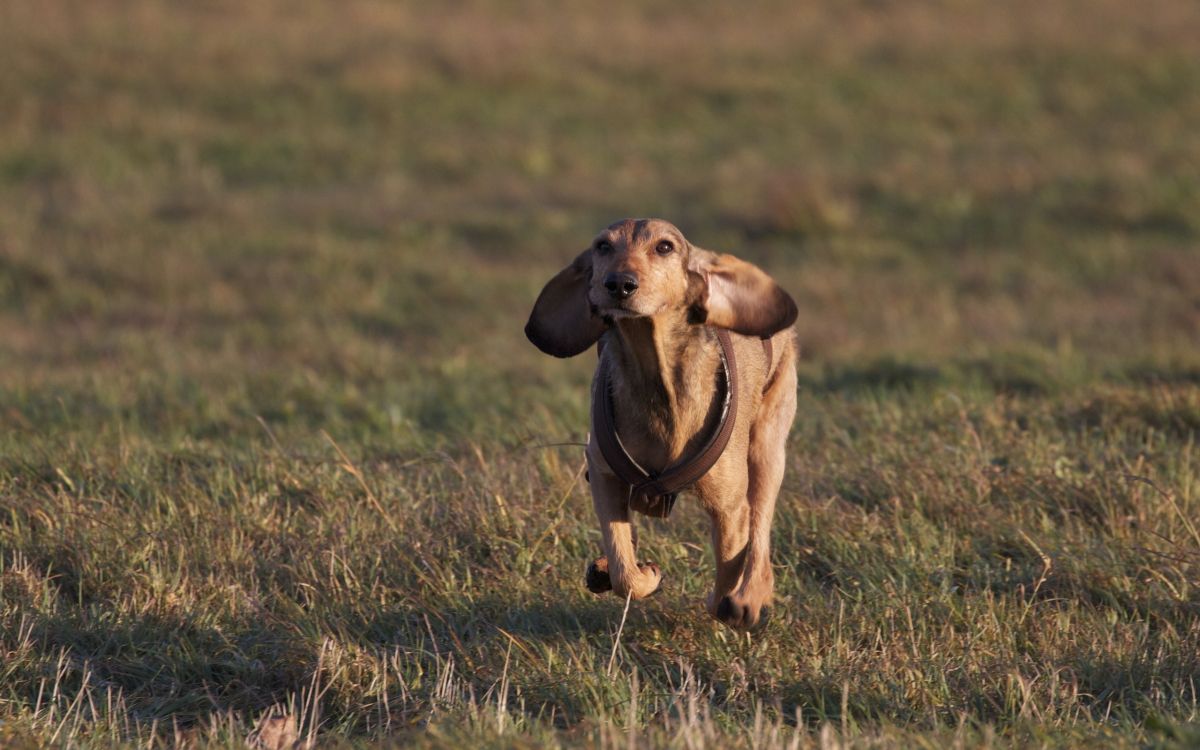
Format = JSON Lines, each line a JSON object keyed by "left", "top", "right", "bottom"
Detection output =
{"left": 687, "top": 249, "right": 797, "bottom": 337}
{"left": 525, "top": 250, "right": 607, "bottom": 357}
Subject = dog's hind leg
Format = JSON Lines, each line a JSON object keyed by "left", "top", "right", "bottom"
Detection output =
{"left": 703, "top": 465, "right": 750, "bottom": 621}
{"left": 714, "top": 359, "right": 797, "bottom": 629}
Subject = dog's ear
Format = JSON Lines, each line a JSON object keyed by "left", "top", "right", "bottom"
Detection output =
{"left": 525, "top": 250, "right": 607, "bottom": 357}
{"left": 687, "top": 248, "right": 797, "bottom": 337}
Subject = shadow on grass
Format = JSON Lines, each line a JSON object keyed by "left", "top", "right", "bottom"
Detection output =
{"left": 15, "top": 610, "right": 313, "bottom": 725}
{"left": 800, "top": 358, "right": 944, "bottom": 393}
{"left": 1068, "top": 644, "right": 1200, "bottom": 721}
{"left": 1057, "top": 391, "right": 1200, "bottom": 439}
{"left": 342, "top": 592, "right": 674, "bottom": 728}
{"left": 11, "top": 596, "right": 628, "bottom": 735}
{"left": 800, "top": 356, "right": 1059, "bottom": 396}
{"left": 345, "top": 591, "right": 631, "bottom": 648}
{"left": 951, "top": 639, "right": 1200, "bottom": 728}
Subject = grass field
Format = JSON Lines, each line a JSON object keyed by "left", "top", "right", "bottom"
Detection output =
{"left": 2, "top": 1, "right": 1199, "bottom": 746}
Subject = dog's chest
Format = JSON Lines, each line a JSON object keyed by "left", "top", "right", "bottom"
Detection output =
{"left": 607, "top": 380, "right": 721, "bottom": 475}
{"left": 613, "top": 407, "right": 676, "bottom": 473}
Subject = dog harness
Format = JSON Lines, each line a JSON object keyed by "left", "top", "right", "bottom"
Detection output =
{"left": 590, "top": 329, "right": 773, "bottom": 518}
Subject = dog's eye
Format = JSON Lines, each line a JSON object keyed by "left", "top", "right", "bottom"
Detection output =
{"left": 595, "top": 240, "right": 613, "bottom": 254}
{"left": 655, "top": 241, "right": 675, "bottom": 255}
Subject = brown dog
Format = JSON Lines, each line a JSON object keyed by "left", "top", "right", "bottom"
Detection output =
{"left": 526, "top": 218, "right": 797, "bottom": 629}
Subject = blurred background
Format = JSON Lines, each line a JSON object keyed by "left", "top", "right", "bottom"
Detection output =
{"left": 2, "top": 1, "right": 1199, "bottom": 744}
{"left": 3, "top": 0, "right": 1197, "bottom": 448}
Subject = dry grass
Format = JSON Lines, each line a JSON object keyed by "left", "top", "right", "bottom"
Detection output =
{"left": 1, "top": 1, "right": 1198, "bottom": 747}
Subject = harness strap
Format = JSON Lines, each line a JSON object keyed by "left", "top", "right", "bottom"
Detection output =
{"left": 592, "top": 328, "right": 740, "bottom": 518}
{"left": 590, "top": 330, "right": 777, "bottom": 518}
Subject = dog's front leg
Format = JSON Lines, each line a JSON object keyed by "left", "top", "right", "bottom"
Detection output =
{"left": 584, "top": 451, "right": 663, "bottom": 599}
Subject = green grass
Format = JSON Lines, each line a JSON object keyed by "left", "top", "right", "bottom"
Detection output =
{"left": 1, "top": 1, "right": 1198, "bottom": 746}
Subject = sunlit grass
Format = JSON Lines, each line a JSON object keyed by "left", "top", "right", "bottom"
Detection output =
{"left": 1, "top": 1, "right": 1198, "bottom": 746}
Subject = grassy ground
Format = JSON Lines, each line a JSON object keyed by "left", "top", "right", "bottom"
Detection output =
{"left": 2, "top": 1, "right": 1199, "bottom": 746}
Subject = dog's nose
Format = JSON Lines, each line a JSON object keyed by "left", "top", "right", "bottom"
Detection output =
{"left": 603, "top": 272, "right": 639, "bottom": 300}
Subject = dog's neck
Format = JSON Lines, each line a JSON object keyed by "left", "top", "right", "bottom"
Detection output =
{"left": 604, "top": 314, "right": 723, "bottom": 467}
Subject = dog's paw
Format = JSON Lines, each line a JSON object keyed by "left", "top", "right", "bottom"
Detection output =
{"left": 585, "top": 556, "right": 613, "bottom": 594}
{"left": 588, "top": 557, "right": 663, "bottom": 598}
{"left": 632, "top": 562, "right": 663, "bottom": 598}
{"left": 711, "top": 593, "right": 771, "bottom": 630}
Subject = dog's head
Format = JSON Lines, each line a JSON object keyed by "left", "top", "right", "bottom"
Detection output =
{"left": 525, "top": 218, "right": 797, "bottom": 357}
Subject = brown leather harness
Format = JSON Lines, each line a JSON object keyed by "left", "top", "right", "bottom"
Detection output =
{"left": 591, "top": 329, "right": 773, "bottom": 518}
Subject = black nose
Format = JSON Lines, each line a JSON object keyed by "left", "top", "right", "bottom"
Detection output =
{"left": 603, "top": 272, "right": 639, "bottom": 300}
